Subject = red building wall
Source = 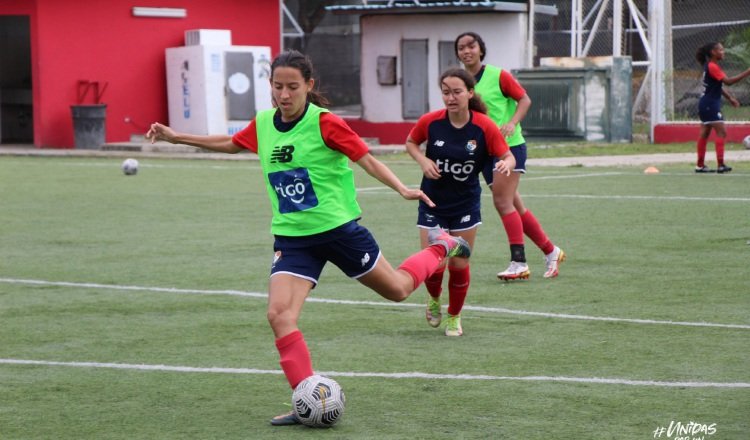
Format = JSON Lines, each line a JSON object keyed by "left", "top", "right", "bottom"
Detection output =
{"left": 1, "top": 0, "right": 280, "bottom": 148}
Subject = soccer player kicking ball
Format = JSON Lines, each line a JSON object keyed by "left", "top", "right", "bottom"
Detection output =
{"left": 146, "top": 49, "right": 470, "bottom": 426}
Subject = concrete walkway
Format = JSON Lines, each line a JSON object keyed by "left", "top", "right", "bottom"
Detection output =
{"left": 526, "top": 150, "right": 750, "bottom": 167}
{"left": 1, "top": 143, "right": 749, "bottom": 167}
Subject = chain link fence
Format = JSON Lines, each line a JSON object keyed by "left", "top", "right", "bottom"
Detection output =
{"left": 283, "top": 1, "right": 750, "bottom": 131}
{"left": 533, "top": 0, "right": 750, "bottom": 126}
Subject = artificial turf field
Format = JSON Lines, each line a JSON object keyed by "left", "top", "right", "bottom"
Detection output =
{"left": 1, "top": 155, "right": 748, "bottom": 439}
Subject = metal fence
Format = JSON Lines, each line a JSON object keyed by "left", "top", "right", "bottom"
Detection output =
{"left": 284, "top": 1, "right": 750, "bottom": 128}
{"left": 533, "top": 0, "right": 750, "bottom": 124}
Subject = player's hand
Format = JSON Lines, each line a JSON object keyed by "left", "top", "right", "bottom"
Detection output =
{"left": 420, "top": 159, "right": 442, "bottom": 180}
{"left": 400, "top": 188, "right": 435, "bottom": 208}
{"left": 729, "top": 97, "right": 740, "bottom": 108}
{"left": 500, "top": 122, "right": 516, "bottom": 137}
{"left": 146, "top": 122, "right": 177, "bottom": 144}
{"left": 493, "top": 159, "right": 511, "bottom": 176}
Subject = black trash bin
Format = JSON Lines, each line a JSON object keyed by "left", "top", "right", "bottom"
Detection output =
{"left": 71, "top": 104, "right": 106, "bottom": 149}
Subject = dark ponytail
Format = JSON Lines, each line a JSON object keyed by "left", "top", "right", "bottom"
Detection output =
{"left": 439, "top": 68, "right": 488, "bottom": 114}
{"left": 695, "top": 42, "right": 718, "bottom": 65}
{"left": 271, "top": 50, "right": 330, "bottom": 107}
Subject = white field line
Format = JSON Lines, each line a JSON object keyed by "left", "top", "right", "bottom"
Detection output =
{"left": 355, "top": 172, "right": 622, "bottom": 194}
{"left": 520, "top": 194, "right": 750, "bottom": 202}
{"left": 61, "top": 161, "right": 263, "bottom": 171}
{"left": 1, "top": 278, "right": 748, "bottom": 330}
{"left": 357, "top": 186, "right": 750, "bottom": 204}
{"left": 522, "top": 172, "right": 626, "bottom": 180}
{"left": 0, "top": 358, "right": 747, "bottom": 389}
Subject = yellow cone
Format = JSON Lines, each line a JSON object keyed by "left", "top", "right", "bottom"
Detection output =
{"left": 644, "top": 166, "right": 660, "bottom": 174}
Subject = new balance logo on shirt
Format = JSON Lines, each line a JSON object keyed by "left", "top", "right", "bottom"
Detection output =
{"left": 271, "top": 145, "right": 295, "bottom": 163}
{"left": 433, "top": 140, "right": 445, "bottom": 147}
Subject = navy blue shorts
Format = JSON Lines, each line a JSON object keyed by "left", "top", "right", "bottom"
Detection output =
{"left": 271, "top": 220, "right": 381, "bottom": 286}
{"left": 698, "top": 98, "right": 723, "bottom": 124}
{"left": 417, "top": 206, "right": 482, "bottom": 232}
{"left": 482, "top": 143, "right": 527, "bottom": 186}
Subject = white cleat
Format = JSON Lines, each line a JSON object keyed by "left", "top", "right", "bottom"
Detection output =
{"left": 497, "top": 261, "right": 530, "bottom": 281}
{"left": 543, "top": 246, "right": 566, "bottom": 279}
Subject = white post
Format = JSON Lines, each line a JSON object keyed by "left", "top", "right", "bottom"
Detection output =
{"left": 613, "top": 0, "right": 623, "bottom": 56}
{"left": 570, "top": 0, "right": 578, "bottom": 56}
{"left": 576, "top": 0, "right": 583, "bottom": 57}
{"left": 649, "top": 0, "right": 672, "bottom": 140}
{"left": 649, "top": 0, "right": 664, "bottom": 141}
{"left": 528, "top": 0, "right": 536, "bottom": 67}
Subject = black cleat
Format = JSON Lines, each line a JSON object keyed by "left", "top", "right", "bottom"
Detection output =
{"left": 717, "top": 164, "right": 733, "bottom": 174}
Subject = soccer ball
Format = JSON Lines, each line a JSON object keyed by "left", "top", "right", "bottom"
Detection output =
{"left": 292, "top": 375, "right": 345, "bottom": 428}
{"left": 121, "top": 158, "right": 139, "bottom": 175}
{"left": 743, "top": 135, "right": 750, "bottom": 150}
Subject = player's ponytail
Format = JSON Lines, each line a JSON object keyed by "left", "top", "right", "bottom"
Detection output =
{"left": 439, "top": 68, "right": 488, "bottom": 114}
{"left": 271, "top": 50, "right": 330, "bottom": 107}
{"left": 695, "top": 42, "right": 717, "bottom": 65}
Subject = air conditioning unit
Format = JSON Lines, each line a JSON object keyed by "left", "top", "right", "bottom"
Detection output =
{"left": 514, "top": 57, "right": 632, "bottom": 142}
{"left": 184, "top": 29, "right": 232, "bottom": 46}
{"left": 165, "top": 45, "right": 272, "bottom": 136}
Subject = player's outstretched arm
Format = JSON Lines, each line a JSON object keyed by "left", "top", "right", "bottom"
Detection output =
{"left": 356, "top": 153, "right": 435, "bottom": 207}
{"left": 723, "top": 67, "right": 750, "bottom": 86}
{"left": 145, "top": 122, "right": 243, "bottom": 154}
{"left": 721, "top": 89, "right": 740, "bottom": 107}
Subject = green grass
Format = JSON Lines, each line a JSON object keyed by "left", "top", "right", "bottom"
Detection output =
{"left": 1, "top": 156, "right": 749, "bottom": 439}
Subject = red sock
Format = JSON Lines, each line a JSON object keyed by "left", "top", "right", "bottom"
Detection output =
{"left": 425, "top": 266, "right": 445, "bottom": 299}
{"left": 696, "top": 138, "right": 707, "bottom": 167}
{"left": 398, "top": 246, "right": 445, "bottom": 290}
{"left": 275, "top": 330, "right": 313, "bottom": 389}
{"left": 447, "top": 265, "right": 470, "bottom": 316}
{"left": 715, "top": 138, "right": 725, "bottom": 166}
{"left": 501, "top": 211, "right": 524, "bottom": 245}
{"left": 521, "top": 210, "right": 554, "bottom": 255}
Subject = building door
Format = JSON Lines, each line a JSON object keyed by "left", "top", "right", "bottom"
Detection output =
{"left": 0, "top": 15, "right": 33, "bottom": 144}
{"left": 438, "top": 41, "right": 461, "bottom": 75}
{"left": 401, "top": 39, "right": 428, "bottom": 120}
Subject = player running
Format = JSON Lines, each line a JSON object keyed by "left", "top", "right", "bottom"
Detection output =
{"left": 406, "top": 68, "right": 514, "bottom": 336}
{"left": 455, "top": 31, "right": 566, "bottom": 281}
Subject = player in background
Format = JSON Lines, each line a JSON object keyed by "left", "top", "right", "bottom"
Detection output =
{"left": 455, "top": 31, "right": 565, "bottom": 281}
{"left": 694, "top": 42, "right": 750, "bottom": 174}
{"left": 146, "top": 49, "right": 470, "bottom": 426}
{"left": 406, "top": 68, "right": 515, "bottom": 336}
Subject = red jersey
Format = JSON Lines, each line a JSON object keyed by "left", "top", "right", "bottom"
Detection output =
{"left": 232, "top": 107, "right": 369, "bottom": 162}
{"left": 409, "top": 109, "right": 508, "bottom": 215}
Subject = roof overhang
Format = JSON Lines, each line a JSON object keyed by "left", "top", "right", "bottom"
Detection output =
{"left": 326, "top": 1, "right": 558, "bottom": 16}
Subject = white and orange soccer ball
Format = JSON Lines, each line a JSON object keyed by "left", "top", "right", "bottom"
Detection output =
{"left": 292, "top": 375, "right": 345, "bottom": 428}
{"left": 743, "top": 135, "right": 750, "bottom": 150}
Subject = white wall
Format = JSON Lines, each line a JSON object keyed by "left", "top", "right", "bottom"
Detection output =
{"left": 360, "top": 13, "right": 527, "bottom": 122}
